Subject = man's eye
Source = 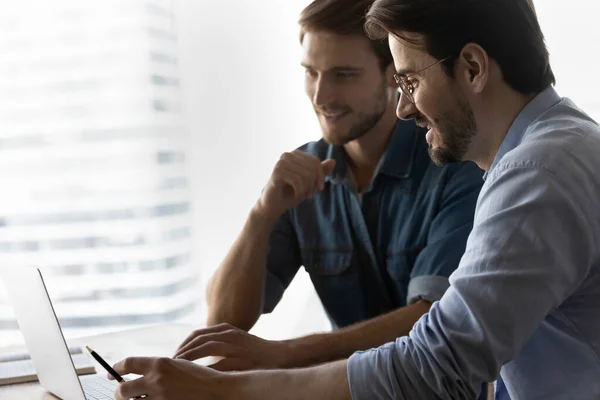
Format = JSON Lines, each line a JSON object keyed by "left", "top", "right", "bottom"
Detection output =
{"left": 305, "top": 69, "right": 317, "bottom": 78}
{"left": 337, "top": 71, "right": 357, "bottom": 79}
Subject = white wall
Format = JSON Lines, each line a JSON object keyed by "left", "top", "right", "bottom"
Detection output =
{"left": 175, "top": 0, "right": 330, "bottom": 338}
{"left": 535, "top": 0, "right": 600, "bottom": 120}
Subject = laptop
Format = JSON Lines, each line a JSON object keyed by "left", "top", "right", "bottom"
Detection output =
{"left": 0, "top": 267, "right": 120, "bottom": 400}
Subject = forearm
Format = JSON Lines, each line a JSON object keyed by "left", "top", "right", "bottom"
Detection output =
{"left": 236, "top": 360, "right": 351, "bottom": 400}
{"left": 206, "top": 206, "right": 278, "bottom": 330}
{"left": 282, "top": 300, "right": 431, "bottom": 368}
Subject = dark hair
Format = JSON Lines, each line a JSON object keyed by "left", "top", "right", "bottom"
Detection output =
{"left": 365, "top": 0, "right": 555, "bottom": 94}
{"left": 299, "top": 0, "right": 393, "bottom": 70}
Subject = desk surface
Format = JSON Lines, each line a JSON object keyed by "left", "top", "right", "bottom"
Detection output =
{"left": 1, "top": 323, "right": 496, "bottom": 400}
{"left": 0, "top": 323, "right": 195, "bottom": 400}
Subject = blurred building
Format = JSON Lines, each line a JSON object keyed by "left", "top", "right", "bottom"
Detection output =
{"left": 0, "top": 0, "right": 197, "bottom": 345}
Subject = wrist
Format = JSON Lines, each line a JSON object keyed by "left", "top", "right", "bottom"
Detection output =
{"left": 239, "top": 361, "right": 351, "bottom": 400}
{"left": 278, "top": 338, "right": 303, "bottom": 368}
{"left": 279, "top": 333, "right": 333, "bottom": 368}
{"left": 223, "top": 372, "right": 249, "bottom": 400}
{"left": 231, "top": 370, "right": 281, "bottom": 400}
{"left": 250, "top": 201, "right": 281, "bottom": 228}
{"left": 223, "top": 372, "right": 254, "bottom": 400}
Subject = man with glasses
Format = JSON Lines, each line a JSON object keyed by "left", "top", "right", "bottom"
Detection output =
{"left": 109, "top": 1, "right": 484, "bottom": 398}
{"left": 117, "top": 0, "right": 600, "bottom": 398}
{"left": 394, "top": 57, "right": 450, "bottom": 101}
{"left": 172, "top": 0, "right": 482, "bottom": 376}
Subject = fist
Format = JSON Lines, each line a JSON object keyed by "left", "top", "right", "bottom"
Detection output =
{"left": 256, "top": 150, "right": 335, "bottom": 220}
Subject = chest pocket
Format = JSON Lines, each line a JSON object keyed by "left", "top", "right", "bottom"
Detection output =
{"left": 386, "top": 248, "right": 421, "bottom": 281}
{"left": 301, "top": 248, "right": 353, "bottom": 276}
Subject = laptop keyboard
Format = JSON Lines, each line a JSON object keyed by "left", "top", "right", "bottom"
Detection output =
{"left": 80, "top": 374, "right": 120, "bottom": 400}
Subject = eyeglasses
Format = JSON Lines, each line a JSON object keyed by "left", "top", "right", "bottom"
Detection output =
{"left": 393, "top": 56, "right": 452, "bottom": 104}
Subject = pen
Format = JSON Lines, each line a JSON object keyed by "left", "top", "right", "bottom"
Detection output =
{"left": 85, "top": 345, "right": 124, "bottom": 383}
{"left": 85, "top": 346, "right": 146, "bottom": 399}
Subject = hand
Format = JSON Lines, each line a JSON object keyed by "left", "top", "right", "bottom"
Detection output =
{"left": 255, "top": 150, "right": 336, "bottom": 221}
{"left": 172, "top": 323, "right": 291, "bottom": 371}
{"left": 112, "top": 357, "right": 234, "bottom": 400}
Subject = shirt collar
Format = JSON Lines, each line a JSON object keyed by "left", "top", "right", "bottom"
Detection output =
{"left": 325, "top": 119, "right": 421, "bottom": 186}
{"left": 485, "top": 86, "right": 562, "bottom": 179}
{"left": 378, "top": 119, "right": 421, "bottom": 179}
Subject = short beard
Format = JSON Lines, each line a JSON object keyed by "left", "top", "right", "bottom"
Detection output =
{"left": 428, "top": 96, "right": 477, "bottom": 166}
{"left": 337, "top": 109, "right": 385, "bottom": 145}
{"left": 325, "top": 82, "right": 388, "bottom": 146}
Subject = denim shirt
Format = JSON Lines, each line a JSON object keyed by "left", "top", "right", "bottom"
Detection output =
{"left": 262, "top": 119, "right": 484, "bottom": 329}
{"left": 347, "top": 87, "right": 600, "bottom": 400}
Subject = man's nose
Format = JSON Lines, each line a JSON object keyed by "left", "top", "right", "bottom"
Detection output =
{"left": 396, "top": 92, "right": 419, "bottom": 120}
{"left": 313, "top": 78, "right": 334, "bottom": 107}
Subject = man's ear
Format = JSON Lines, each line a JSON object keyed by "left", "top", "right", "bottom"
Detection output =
{"left": 455, "top": 43, "right": 489, "bottom": 94}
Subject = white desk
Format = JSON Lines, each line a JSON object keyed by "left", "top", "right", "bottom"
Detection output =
{"left": 0, "top": 323, "right": 496, "bottom": 400}
{"left": 0, "top": 323, "right": 196, "bottom": 399}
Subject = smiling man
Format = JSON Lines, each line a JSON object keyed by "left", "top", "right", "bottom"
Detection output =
{"left": 170, "top": 0, "right": 481, "bottom": 376}
{"left": 111, "top": 0, "right": 600, "bottom": 399}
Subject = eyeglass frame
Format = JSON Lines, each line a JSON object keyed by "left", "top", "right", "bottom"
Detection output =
{"left": 393, "top": 56, "right": 452, "bottom": 104}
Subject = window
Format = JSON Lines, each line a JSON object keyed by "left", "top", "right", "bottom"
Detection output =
{"left": 0, "top": 241, "right": 39, "bottom": 253}
{"left": 151, "top": 74, "right": 179, "bottom": 87}
{"left": 158, "top": 176, "right": 188, "bottom": 190}
{"left": 0, "top": 0, "right": 196, "bottom": 348}
{"left": 56, "top": 264, "right": 86, "bottom": 276}
{"left": 2, "top": 203, "right": 189, "bottom": 227}
{"left": 1, "top": 0, "right": 597, "bottom": 351}
{"left": 152, "top": 99, "right": 180, "bottom": 112}
{"left": 156, "top": 151, "right": 185, "bottom": 164}
{"left": 149, "top": 52, "right": 178, "bottom": 64}
{"left": 146, "top": 3, "right": 173, "bottom": 19}
{"left": 150, "top": 202, "right": 189, "bottom": 217}
{"left": 147, "top": 27, "right": 177, "bottom": 42}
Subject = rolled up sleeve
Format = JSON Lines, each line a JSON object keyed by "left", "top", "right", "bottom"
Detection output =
{"left": 348, "top": 164, "right": 594, "bottom": 399}
{"left": 262, "top": 210, "right": 302, "bottom": 313}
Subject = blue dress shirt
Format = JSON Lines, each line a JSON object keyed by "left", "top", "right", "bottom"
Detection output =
{"left": 347, "top": 87, "right": 600, "bottom": 399}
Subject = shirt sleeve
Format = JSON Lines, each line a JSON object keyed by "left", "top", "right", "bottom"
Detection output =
{"left": 262, "top": 210, "right": 302, "bottom": 313}
{"left": 348, "top": 163, "right": 594, "bottom": 399}
{"left": 407, "top": 161, "right": 483, "bottom": 305}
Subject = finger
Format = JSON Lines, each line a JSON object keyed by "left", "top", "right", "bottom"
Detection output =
{"left": 294, "top": 154, "right": 323, "bottom": 193}
{"left": 175, "top": 323, "right": 233, "bottom": 354}
{"left": 112, "top": 357, "right": 156, "bottom": 377}
{"left": 174, "top": 330, "right": 240, "bottom": 359}
{"left": 290, "top": 151, "right": 334, "bottom": 192}
{"left": 288, "top": 151, "right": 322, "bottom": 192}
{"left": 279, "top": 160, "right": 321, "bottom": 198}
{"left": 175, "top": 324, "right": 234, "bottom": 353}
{"left": 280, "top": 154, "right": 315, "bottom": 192}
{"left": 275, "top": 165, "right": 306, "bottom": 199}
{"left": 115, "top": 377, "right": 149, "bottom": 400}
{"left": 290, "top": 149, "right": 321, "bottom": 165}
{"left": 175, "top": 341, "right": 242, "bottom": 362}
{"left": 321, "top": 159, "right": 336, "bottom": 175}
{"left": 319, "top": 159, "right": 336, "bottom": 190}
{"left": 287, "top": 150, "right": 319, "bottom": 174}
{"left": 173, "top": 328, "right": 250, "bottom": 358}
{"left": 209, "top": 357, "right": 253, "bottom": 372}
{"left": 284, "top": 151, "right": 319, "bottom": 178}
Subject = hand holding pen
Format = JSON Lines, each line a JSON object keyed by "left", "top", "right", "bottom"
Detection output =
{"left": 86, "top": 346, "right": 146, "bottom": 399}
